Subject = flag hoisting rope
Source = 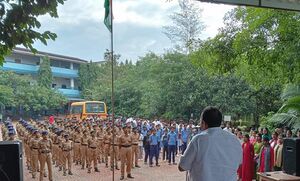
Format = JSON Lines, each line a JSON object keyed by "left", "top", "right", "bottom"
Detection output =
{"left": 104, "top": 0, "right": 115, "bottom": 180}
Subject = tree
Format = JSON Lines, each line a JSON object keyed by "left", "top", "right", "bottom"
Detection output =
{"left": 37, "top": 56, "right": 53, "bottom": 88}
{"left": 163, "top": 0, "right": 205, "bottom": 54}
{"left": 0, "top": 0, "right": 65, "bottom": 65}
{"left": 270, "top": 84, "right": 300, "bottom": 130}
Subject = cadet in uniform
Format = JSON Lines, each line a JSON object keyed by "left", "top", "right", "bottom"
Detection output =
{"left": 97, "top": 125, "right": 105, "bottom": 164}
{"left": 87, "top": 130, "right": 99, "bottom": 173}
{"left": 103, "top": 128, "right": 112, "bottom": 168}
{"left": 30, "top": 129, "right": 40, "bottom": 178}
{"left": 61, "top": 134, "right": 73, "bottom": 176}
{"left": 73, "top": 127, "right": 82, "bottom": 165}
{"left": 119, "top": 126, "right": 134, "bottom": 180}
{"left": 110, "top": 127, "right": 120, "bottom": 171}
{"left": 80, "top": 129, "right": 89, "bottom": 169}
{"left": 38, "top": 131, "right": 53, "bottom": 181}
{"left": 131, "top": 127, "right": 141, "bottom": 168}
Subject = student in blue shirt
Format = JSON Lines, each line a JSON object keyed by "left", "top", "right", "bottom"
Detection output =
{"left": 156, "top": 124, "right": 162, "bottom": 153}
{"left": 181, "top": 125, "right": 189, "bottom": 154}
{"left": 161, "top": 129, "right": 169, "bottom": 161}
{"left": 149, "top": 129, "right": 160, "bottom": 167}
{"left": 168, "top": 126, "right": 177, "bottom": 165}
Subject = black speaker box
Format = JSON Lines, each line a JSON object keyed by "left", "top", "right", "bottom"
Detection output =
{"left": 0, "top": 141, "right": 23, "bottom": 181}
{"left": 283, "top": 138, "right": 300, "bottom": 176}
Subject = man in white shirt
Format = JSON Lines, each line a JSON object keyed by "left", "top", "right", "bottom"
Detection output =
{"left": 178, "top": 106, "right": 242, "bottom": 181}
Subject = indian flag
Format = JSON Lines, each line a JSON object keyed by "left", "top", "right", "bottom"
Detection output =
{"left": 104, "top": 0, "right": 112, "bottom": 32}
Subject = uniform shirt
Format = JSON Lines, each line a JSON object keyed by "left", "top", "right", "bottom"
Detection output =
{"left": 156, "top": 129, "right": 162, "bottom": 141}
{"left": 162, "top": 134, "right": 168, "bottom": 147}
{"left": 181, "top": 129, "right": 189, "bottom": 143}
{"left": 141, "top": 129, "right": 148, "bottom": 137}
{"left": 168, "top": 132, "right": 177, "bottom": 146}
{"left": 179, "top": 127, "right": 242, "bottom": 181}
{"left": 150, "top": 134, "right": 159, "bottom": 145}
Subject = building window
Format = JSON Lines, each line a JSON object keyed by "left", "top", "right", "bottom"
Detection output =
{"left": 52, "top": 84, "right": 57, "bottom": 88}
{"left": 61, "top": 84, "right": 67, "bottom": 89}
{"left": 73, "top": 63, "right": 80, "bottom": 70}
{"left": 36, "top": 62, "right": 40, "bottom": 65}
{"left": 15, "top": 59, "right": 21, "bottom": 63}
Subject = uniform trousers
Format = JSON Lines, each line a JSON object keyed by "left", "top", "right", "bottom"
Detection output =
{"left": 62, "top": 150, "right": 72, "bottom": 173}
{"left": 110, "top": 146, "right": 119, "bottom": 167}
{"left": 73, "top": 143, "right": 81, "bottom": 162}
{"left": 31, "top": 149, "right": 39, "bottom": 177}
{"left": 120, "top": 147, "right": 132, "bottom": 176}
{"left": 149, "top": 145, "right": 159, "bottom": 165}
{"left": 131, "top": 145, "right": 139, "bottom": 166}
{"left": 87, "top": 148, "right": 98, "bottom": 170}
{"left": 39, "top": 153, "right": 52, "bottom": 181}
{"left": 168, "top": 145, "right": 176, "bottom": 163}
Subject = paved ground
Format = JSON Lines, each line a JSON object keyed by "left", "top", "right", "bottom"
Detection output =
{"left": 23, "top": 159, "right": 185, "bottom": 181}
{"left": 0, "top": 124, "right": 185, "bottom": 181}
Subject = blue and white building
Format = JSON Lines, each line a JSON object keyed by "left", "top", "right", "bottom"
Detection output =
{"left": 1, "top": 47, "right": 87, "bottom": 101}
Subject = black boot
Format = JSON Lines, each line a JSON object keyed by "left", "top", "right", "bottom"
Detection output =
{"left": 127, "top": 174, "right": 134, "bottom": 179}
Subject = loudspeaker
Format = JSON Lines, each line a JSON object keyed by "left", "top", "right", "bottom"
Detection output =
{"left": 283, "top": 138, "right": 300, "bottom": 176}
{"left": 0, "top": 141, "right": 23, "bottom": 181}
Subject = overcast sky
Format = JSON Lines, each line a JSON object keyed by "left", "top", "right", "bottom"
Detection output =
{"left": 32, "top": 0, "right": 235, "bottom": 62}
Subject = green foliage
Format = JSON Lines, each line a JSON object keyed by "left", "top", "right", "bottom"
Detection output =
{"left": 0, "top": 70, "right": 67, "bottom": 115}
{"left": 38, "top": 56, "right": 53, "bottom": 88}
{"left": 79, "top": 51, "right": 255, "bottom": 121}
{"left": 0, "top": 0, "right": 65, "bottom": 65}
{"left": 269, "top": 84, "right": 300, "bottom": 130}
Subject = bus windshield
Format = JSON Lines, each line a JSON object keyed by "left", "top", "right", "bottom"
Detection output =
{"left": 85, "top": 103, "right": 105, "bottom": 113}
{"left": 70, "top": 105, "right": 83, "bottom": 114}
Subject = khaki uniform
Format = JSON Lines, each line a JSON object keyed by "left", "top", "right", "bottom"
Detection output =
{"left": 131, "top": 132, "right": 140, "bottom": 167}
{"left": 80, "top": 134, "right": 89, "bottom": 169}
{"left": 57, "top": 135, "right": 64, "bottom": 170}
{"left": 97, "top": 129, "right": 104, "bottom": 163}
{"left": 30, "top": 136, "right": 40, "bottom": 178}
{"left": 119, "top": 133, "right": 133, "bottom": 177}
{"left": 61, "top": 139, "right": 73, "bottom": 175}
{"left": 73, "top": 131, "right": 82, "bottom": 164}
{"left": 87, "top": 136, "right": 98, "bottom": 172}
{"left": 110, "top": 133, "right": 120, "bottom": 169}
{"left": 38, "top": 138, "right": 53, "bottom": 181}
{"left": 103, "top": 132, "right": 112, "bottom": 167}
{"left": 52, "top": 134, "right": 59, "bottom": 167}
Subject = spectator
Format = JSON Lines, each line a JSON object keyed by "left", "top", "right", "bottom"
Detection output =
{"left": 269, "top": 132, "right": 278, "bottom": 149}
{"left": 274, "top": 135, "right": 283, "bottom": 171}
{"left": 250, "top": 131, "right": 257, "bottom": 145}
{"left": 168, "top": 126, "right": 177, "bottom": 165}
{"left": 286, "top": 130, "right": 293, "bottom": 138}
{"left": 161, "top": 129, "right": 169, "bottom": 161}
{"left": 258, "top": 137, "right": 274, "bottom": 172}
{"left": 239, "top": 134, "right": 254, "bottom": 181}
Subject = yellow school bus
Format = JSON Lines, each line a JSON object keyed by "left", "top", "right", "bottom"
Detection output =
{"left": 68, "top": 101, "right": 108, "bottom": 120}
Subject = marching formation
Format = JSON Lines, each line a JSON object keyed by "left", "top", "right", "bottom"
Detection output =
{"left": 1, "top": 117, "right": 196, "bottom": 181}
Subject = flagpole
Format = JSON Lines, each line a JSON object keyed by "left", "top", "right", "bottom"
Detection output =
{"left": 110, "top": 0, "right": 115, "bottom": 180}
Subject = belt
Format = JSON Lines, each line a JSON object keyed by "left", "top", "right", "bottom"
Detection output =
{"left": 81, "top": 144, "right": 87, "bottom": 146}
{"left": 132, "top": 144, "right": 138, "bottom": 146}
{"left": 63, "top": 150, "right": 71, "bottom": 152}
{"left": 32, "top": 148, "right": 38, "bottom": 149}
{"left": 104, "top": 143, "right": 110, "bottom": 144}
{"left": 54, "top": 143, "right": 59, "bottom": 145}
{"left": 89, "top": 147, "right": 97, "bottom": 149}
{"left": 112, "top": 144, "right": 119, "bottom": 146}
{"left": 41, "top": 151, "right": 50, "bottom": 154}
{"left": 121, "top": 145, "right": 131, "bottom": 148}
{"left": 75, "top": 142, "right": 80, "bottom": 143}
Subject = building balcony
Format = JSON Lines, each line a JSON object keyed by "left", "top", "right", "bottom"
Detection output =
{"left": 51, "top": 67, "right": 78, "bottom": 78}
{"left": 1, "top": 62, "right": 79, "bottom": 78}
{"left": 1, "top": 62, "right": 38, "bottom": 74}
{"left": 57, "top": 88, "right": 81, "bottom": 98}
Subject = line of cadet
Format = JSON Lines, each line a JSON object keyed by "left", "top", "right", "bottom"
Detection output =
{"left": 10, "top": 118, "right": 142, "bottom": 180}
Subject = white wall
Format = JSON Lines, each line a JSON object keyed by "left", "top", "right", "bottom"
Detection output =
{"left": 8, "top": 54, "right": 40, "bottom": 65}
{"left": 53, "top": 77, "right": 71, "bottom": 89}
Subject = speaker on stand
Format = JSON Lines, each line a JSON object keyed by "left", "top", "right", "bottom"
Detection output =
{"left": 282, "top": 138, "right": 300, "bottom": 176}
{"left": 0, "top": 141, "right": 23, "bottom": 181}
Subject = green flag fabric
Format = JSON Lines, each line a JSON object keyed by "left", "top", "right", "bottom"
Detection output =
{"left": 104, "top": 0, "right": 112, "bottom": 32}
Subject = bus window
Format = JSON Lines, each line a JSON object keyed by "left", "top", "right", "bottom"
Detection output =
{"left": 86, "top": 103, "right": 104, "bottom": 113}
{"left": 70, "top": 105, "right": 83, "bottom": 114}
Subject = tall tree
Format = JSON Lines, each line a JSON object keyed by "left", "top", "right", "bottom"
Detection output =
{"left": 37, "top": 56, "right": 53, "bottom": 88}
{"left": 163, "top": 0, "right": 205, "bottom": 54}
{"left": 0, "top": 0, "right": 65, "bottom": 65}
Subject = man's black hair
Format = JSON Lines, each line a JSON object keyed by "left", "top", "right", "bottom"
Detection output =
{"left": 200, "top": 106, "right": 222, "bottom": 128}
